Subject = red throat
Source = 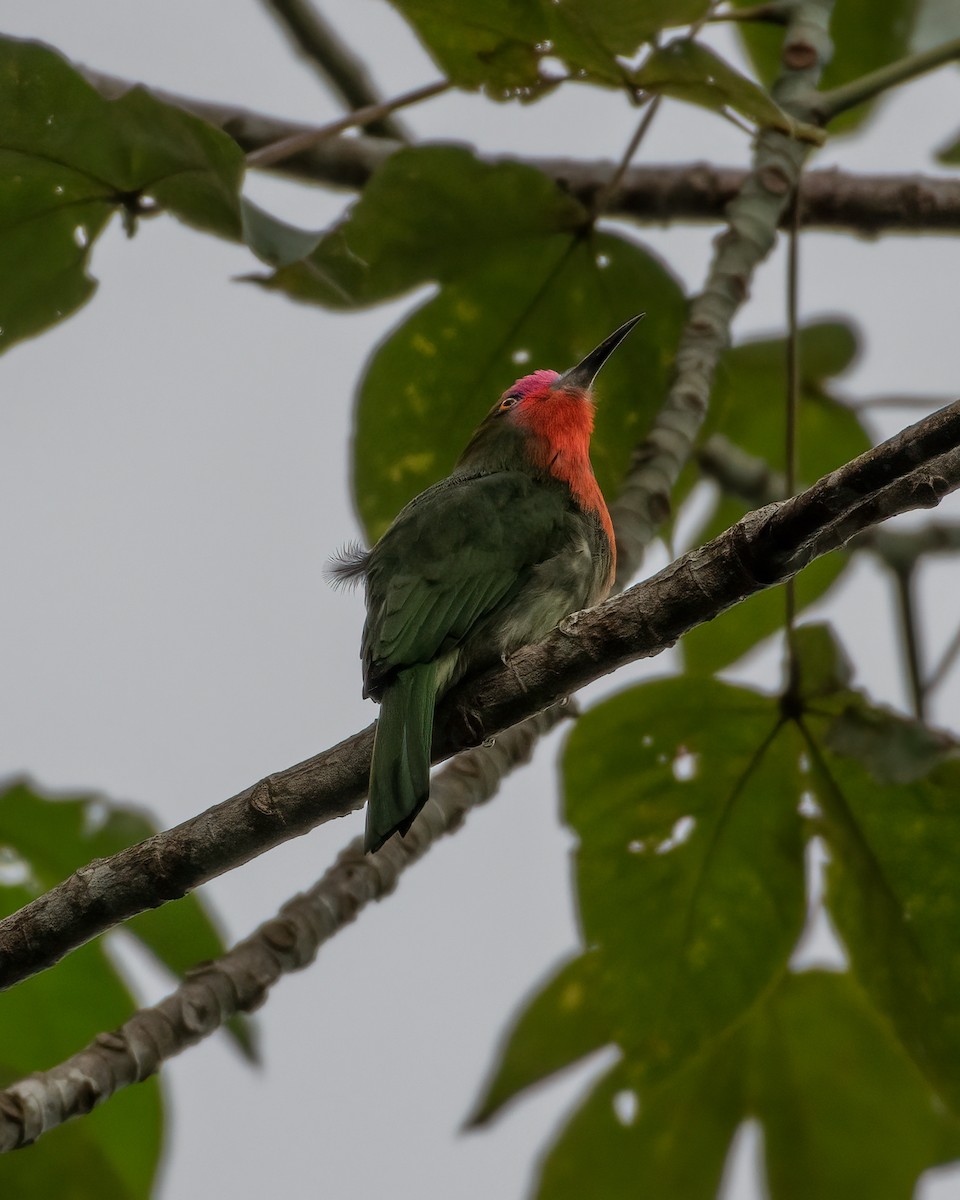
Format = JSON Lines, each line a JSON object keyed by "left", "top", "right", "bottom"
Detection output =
{"left": 514, "top": 387, "right": 616, "bottom": 585}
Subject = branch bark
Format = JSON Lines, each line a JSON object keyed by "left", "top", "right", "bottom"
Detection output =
{"left": 0, "top": 709, "right": 565, "bottom": 1153}
{"left": 610, "top": 0, "right": 834, "bottom": 584}
{"left": 82, "top": 70, "right": 960, "bottom": 234}
{"left": 0, "top": 399, "right": 958, "bottom": 997}
{"left": 0, "top": 0, "right": 847, "bottom": 997}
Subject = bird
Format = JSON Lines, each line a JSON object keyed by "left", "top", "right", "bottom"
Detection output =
{"left": 330, "top": 315, "right": 643, "bottom": 853}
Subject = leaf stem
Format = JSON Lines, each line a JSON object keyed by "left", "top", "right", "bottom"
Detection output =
{"left": 784, "top": 194, "right": 801, "bottom": 673}
{"left": 893, "top": 566, "right": 927, "bottom": 721}
{"left": 590, "top": 94, "right": 663, "bottom": 219}
{"left": 926, "top": 621, "right": 960, "bottom": 695}
{"left": 816, "top": 36, "right": 960, "bottom": 122}
{"left": 245, "top": 79, "right": 451, "bottom": 168}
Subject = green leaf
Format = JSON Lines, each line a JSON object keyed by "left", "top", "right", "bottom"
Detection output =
{"left": 536, "top": 1045, "right": 745, "bottom": 1200}
{"left": 354, "top": 229, "right": 684, "bottom": 541}
{"left": 251, "top": 145, "right": 587, "bottom": 308}
{"left": 681, "top": 321, "right": 870, "bottom": 674}
{"left": 0, "top": 887, "right": 162, "bottom": 1199}
{"left": 387, "top": 0, "right": 545, "bottom": 91}
{"left": 262, "top": 147, "right": 683, "bottom": 541}
{"left": 386, "top": 0, "right": 711, "bottom": 93}
{"left": 804, "top": 703, "right": 960, "bottom": 1114}
{"left": 562, "top": 678, "right": 805, "bottom": 1080}
{"left": 534, "top": 970, "right": 960, "bottom": 1200}
{"left": 636, "top": 39, "right": 823, "bottom": 140}
{"left": 240, "top": 197, "right": 323, "bottom": 267}
{"left": 0, "top": 779, "right": 254, "bottom": 1060}
{"left": 936, "top": 129, "right": 960, "bottom": 164}
{"left": 733, "top": 0, "right": 923, "bottom": 135}
{"left": 751, "top": 971, "right": 960, "bottom": 1200}
{"left": 790, "top": 622, "right": 854, "bottom": 701}
{"left": 0, "top": 36, "right": 243, "bottom": 354}
{"left": 468, "top": 952, "right": 612, "bottom": 1126}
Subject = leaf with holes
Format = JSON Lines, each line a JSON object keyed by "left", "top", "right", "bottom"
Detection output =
{"left": 562, "top": 678, "right": 805, "bottom": 1081}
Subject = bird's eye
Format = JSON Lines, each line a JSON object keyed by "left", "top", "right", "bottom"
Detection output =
{"left": 499, "top": 394, "right": 520, "bottom": 412}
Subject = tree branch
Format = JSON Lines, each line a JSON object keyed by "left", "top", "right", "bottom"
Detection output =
{"left": 816, "top": 36, "right": 960, "bottom": 122}
{"left": 1, "top": 399, "right": 959, "bottom": 995}
{"left": 610, "top": 0, "right": 835, "bottom": 584}
{"left": 245, "top": 79, "right": 450, "bottom": 168}
{"left": 81, "top": 70, "right": 960, "bottom": 234}
{"left": 0, "top": 709, "right": 566, "bottom": 1153}
{"left": 259, "top": 0, "right": 410, "bottom": 140}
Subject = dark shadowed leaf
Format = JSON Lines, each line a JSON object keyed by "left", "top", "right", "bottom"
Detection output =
{"left": 0, "top": 886, "right": 162, "bottom": 1199}
{"left": 733, "top": 0, "right": 922, "bottom": 135}
{"left": 681, "top": 321, "right": 870, "bottom": 673}
{"left": 563, "top": 678, "right": 805, "bottom": 1081}
{"left": 802, "top": 698, "right": 960, "bottom": 1115}
{"left": 752, "top": 971, "right": 960, "bottom": 1200}
{"left": 0, "top": 36, "right": 243, "bottom": 354}
{"left": 467, "top": 952, "right": 612, "bottom": 1126}
{"left": 0, "top": 779, "right": 254, "bottom": 1059}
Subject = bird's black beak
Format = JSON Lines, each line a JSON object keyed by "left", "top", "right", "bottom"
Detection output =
{"left": 551, "top": 313, "right": 645, "bottom": 393}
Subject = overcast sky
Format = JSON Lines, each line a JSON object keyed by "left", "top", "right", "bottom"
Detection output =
{"left": 2, "top": 3, "right": 960, "bottom": 1198}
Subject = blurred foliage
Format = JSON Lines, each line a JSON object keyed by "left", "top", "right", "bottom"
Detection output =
{"left": 4, "top": 3, "right": 960, "bottom": 1198}
{"left": 0, "top": 780, "right": 255, "bottom": 1197}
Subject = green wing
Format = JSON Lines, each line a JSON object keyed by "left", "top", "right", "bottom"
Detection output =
{"left": 362, "top": 470, "right": 570, "bottom": 697}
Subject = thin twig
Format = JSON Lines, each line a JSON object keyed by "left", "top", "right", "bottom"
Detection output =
{"left": 590, "top": 95, "right": 664, "bottom": 219}
{"left": 926, "top": 621, "right": 960, "bottom": 695}
{"left": 893, "top": 567, "right": 927, "bottom": 721}
{"left": 784, "top": 195, "right": 801, "bottom": 649}
{"left": 816, "top": 36, "right": 960, "bottom": 122}
{"left": 245, "top": 79, "right": 450, "bottom": 167}
{"left": 609, "top": 0, "right": 836, "bottom": 586}
{"left": 260, "top": 0, "right": 409, "bottom": 140}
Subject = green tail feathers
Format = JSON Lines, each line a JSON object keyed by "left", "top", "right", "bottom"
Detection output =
{"left": 365, "top": 662, "right": 438, "bottom": 853}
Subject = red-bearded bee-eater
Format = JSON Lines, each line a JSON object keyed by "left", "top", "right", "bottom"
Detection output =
{"left": 331, "top": 315, "right": 643, "bottom": 852}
